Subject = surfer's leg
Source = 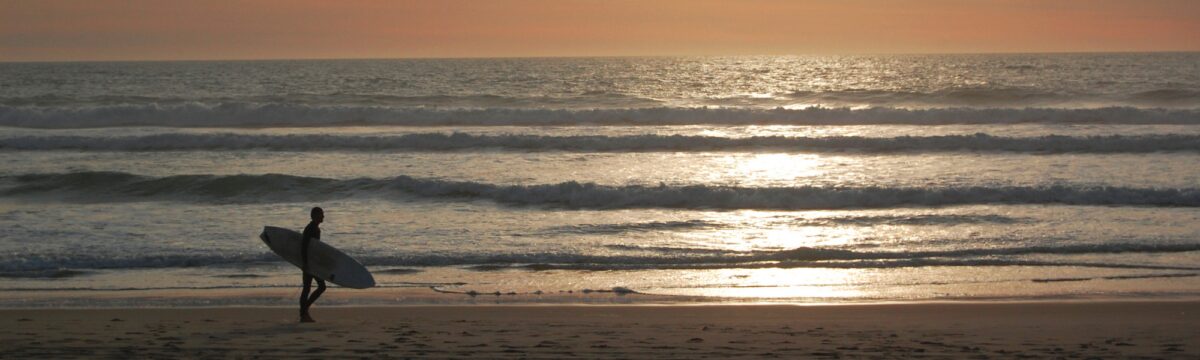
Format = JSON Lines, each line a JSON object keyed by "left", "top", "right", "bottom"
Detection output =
{"left": 300, "top": 273, "right": 314, "bottom": 320}
{"left": 307, "top": 278, "right": 327, "bottom": 306}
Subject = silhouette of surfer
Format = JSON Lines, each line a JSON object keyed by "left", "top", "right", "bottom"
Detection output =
{"left": 300, "top": 207, "right": 326, "bottom": 323}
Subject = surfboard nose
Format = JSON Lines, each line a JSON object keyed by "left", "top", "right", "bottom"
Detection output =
{"left": 259, "top": 227, "right": 271, "bottom": 245}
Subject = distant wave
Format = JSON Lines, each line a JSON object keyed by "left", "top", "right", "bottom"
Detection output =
{"left": 0, "top": 269, "right": 93, "bottom": 279}
{"left": 0, "top": 93, "right": 665, "bottom": 108}
{"left": 787, "top": 88, "right": 1200, "bottom": 108}
{"left": 544, "top": 220, "right": 724, "bottom": 234}
{"left": 1029, "top": 273, "right": 1199, "bottom": 283}
{"left": 788, "top": 88, "right": 1071, "bottom": 107}
{"left": 5, "top": 133, "right": 1200, "bottom": 153}
{"left": 5, "top": 242, "right": 1199, "bottom": 272}
{"left": 1129, "top": 89, "right": 1200, "bottom": 105}
{"left": 542, "top": 215, "right": 1027, "bottom": 235}
{"left": 2, "top": 86, "right": 1197, "bottom": 112}
{"left": 3, "top": 103, "right": 1200, "bottom": 128}
{"left": 0, "top": 253, "right": 277, "bottom": 272}
{"left": 4, "top": 171, "right": 1199, "bottom": 209}
{"left": 793, "top": 214, "right": 1031, "bottom": 226}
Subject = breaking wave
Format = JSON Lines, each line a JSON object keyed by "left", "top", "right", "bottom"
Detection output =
{"left": 786, "top": 88, "right": 1200, "bottom": 108}
{"left": 5, "top": 133, "right": 1200, "bottom": 153}
{"left": 541, "top": 215, "right": 1027, "bottom": 235}
{"left": 791, "top": 214, "right": 1031, "bottom": 226}
{"left": 3, "top": 104, "right": 1200, "bottom": 128}
{"left": 5, "top": 242, "right": 1199, "bottom": 272}
{"left": 0, "top": 93, "right": 667, "bottom": 109}
{"left": 544, "top": 220, "right": 724, "bottom": 235}
{"left": 4, "top": 171, "right": 1199, "bottom": 209}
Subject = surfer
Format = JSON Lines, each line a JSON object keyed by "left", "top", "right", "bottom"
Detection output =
{"left": 299, "top": 207, "right": 326, "bottom": 323}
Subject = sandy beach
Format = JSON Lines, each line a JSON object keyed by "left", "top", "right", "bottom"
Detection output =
{"left": 1, "top": 301, "right": 1196, "bottom": 359}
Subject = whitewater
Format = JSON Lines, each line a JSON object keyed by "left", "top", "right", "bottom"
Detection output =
{"left": 1, "top": 54, "right": 1198, "bottom": 306}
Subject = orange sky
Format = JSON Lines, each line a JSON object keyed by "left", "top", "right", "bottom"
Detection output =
{"left": 2, "top": 0, "right": 1198, "bottom": 61}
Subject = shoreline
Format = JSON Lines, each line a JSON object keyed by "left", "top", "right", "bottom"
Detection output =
{"left": 4, "top": 285, "right": 1200, "bottom": 309}
{"left": 2, "top": 301, "right": 1196, "bottom": 358}
{"left": 8, "top": 296, "right": 1200, "bottom": 309}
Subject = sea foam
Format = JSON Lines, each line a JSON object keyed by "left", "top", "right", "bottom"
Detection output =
{"left": 5, "top": 172, "right": 1199, "bottom": 209}
{"left": 2, "top": 104, "right": 1199, "bottom": 128}
{"left": 4, "top": 242, "right": 1198, "bottom": 272}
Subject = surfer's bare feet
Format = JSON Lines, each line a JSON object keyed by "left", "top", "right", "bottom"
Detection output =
{"left": 300, "top": 314, "right": 315, "bottom": 323}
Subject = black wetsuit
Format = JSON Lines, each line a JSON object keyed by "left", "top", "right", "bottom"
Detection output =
{"left": 301, "top": 221, "right": 321, "bottom": 268}
{"left": 300, "top": 221, "right": 326, "bottom": 318}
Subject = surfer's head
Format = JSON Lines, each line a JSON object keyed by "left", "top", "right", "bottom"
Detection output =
{"left": 311, "top": 207, "right": 324, "bottom": 223}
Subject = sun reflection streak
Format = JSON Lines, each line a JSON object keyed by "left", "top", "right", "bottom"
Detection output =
{"left": 658, "top": 268, "right": 868, "bottom": 299}
{"left": 667, "top": 153, "right": 882, "bottom": 299}
{"left": 687, "top": 210, "right": 868, "bottom": 252}
{"left": 723, "top": 153, "right": 825, "bottom": 186}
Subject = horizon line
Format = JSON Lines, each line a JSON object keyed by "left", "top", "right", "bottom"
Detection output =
{"left": 3, "top": 50, "right": 1198, "bottom": 64}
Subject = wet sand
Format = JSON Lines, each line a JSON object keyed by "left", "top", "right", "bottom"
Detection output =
{"left": 1, "top": 301, "right": 1197, "bottom": 359}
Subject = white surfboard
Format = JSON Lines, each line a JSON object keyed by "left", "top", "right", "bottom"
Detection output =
{"left": 259, "top": 226, "right": 375, "bottom": 289}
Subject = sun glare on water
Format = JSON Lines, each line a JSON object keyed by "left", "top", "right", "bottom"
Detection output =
{"left": 655, "top": 268, "right": 868, "bottom": 299}
{"left": 724, "top": 153, "right": 825, "bottom": 186}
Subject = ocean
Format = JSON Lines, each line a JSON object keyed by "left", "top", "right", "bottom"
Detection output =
{"left": 1, "top": 53, "right": 1198, "bottom": 306}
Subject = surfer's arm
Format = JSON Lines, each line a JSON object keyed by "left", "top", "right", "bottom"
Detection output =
{"left": 300, "top": 224, "right": 319, "bottom": 274}
{"left": 301, "top": 237, "right": 310, "bottom": 274}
